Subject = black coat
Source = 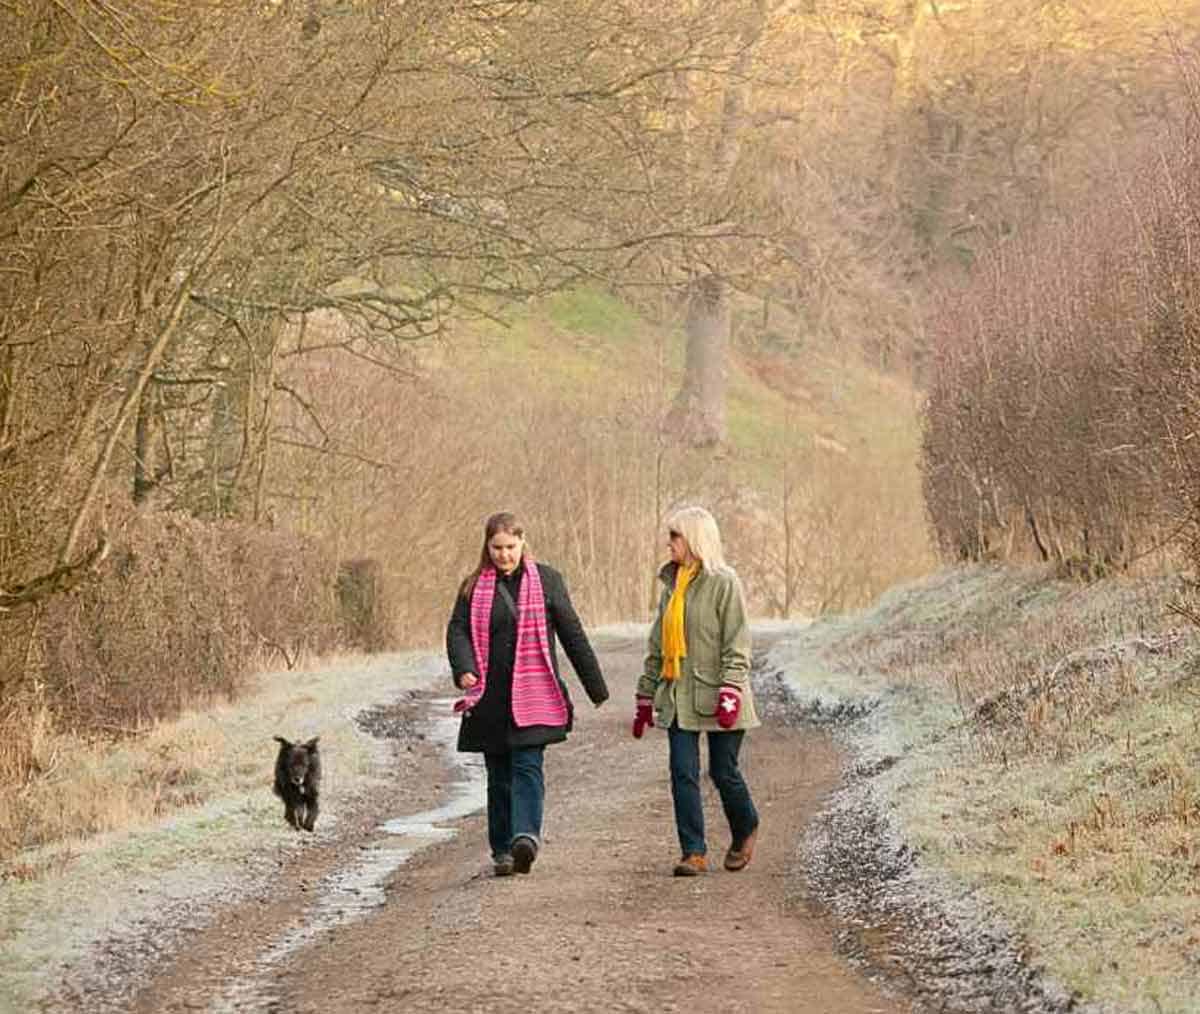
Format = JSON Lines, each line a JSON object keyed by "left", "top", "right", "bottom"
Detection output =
{"left": 446, "top": 561, "right": 608, "bottom": 753}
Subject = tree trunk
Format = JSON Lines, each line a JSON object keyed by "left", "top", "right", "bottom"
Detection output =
{"left": 0, "top": 344, "right": 16, "bottom": 449}
{"left": 667, "top": 272, "right": 729, "bottom": 446}
{"left": 888, "top": 0, "right": 936, "bottom": 261}
{"left": 252, "top": 325, "right": 282, "bottom": 524}
{"left": 58, "top": 274, "right": 196, "bottom": 567}
{"left": 666, "top": 0, "right": 765, "bottom": 447}
{"left": 132, "top": 387, "right": 157, "bottom": 505}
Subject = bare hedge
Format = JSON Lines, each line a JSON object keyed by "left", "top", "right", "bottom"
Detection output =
{"left": 1, "top": 505, "right": 342, "bottom": 737}
{"left": 922, "top": 121, "right": 1200, "bottom": 573}
{"left": 335, "top": 558, "right": 398, "bottom": 656}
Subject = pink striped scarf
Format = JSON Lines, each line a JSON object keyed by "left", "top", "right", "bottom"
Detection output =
{"left": 453, "top": 559, "right": 569, "bottom": 727}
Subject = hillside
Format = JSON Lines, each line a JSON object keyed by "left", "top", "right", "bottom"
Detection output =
{"left": 776, "top": 563, "right": 1200, "bottom": 1013}
{"left": 465, "top": 287, "right": 921, "bottom": 467}
{"left": 273, "top": 285, "right": 934, "bottom": 641}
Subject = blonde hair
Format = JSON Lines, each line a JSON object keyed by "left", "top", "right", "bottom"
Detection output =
{"left": 664, "top": 505, "right": 730, "bottom": 573}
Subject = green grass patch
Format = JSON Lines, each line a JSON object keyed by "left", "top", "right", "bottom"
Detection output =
{"left": 544, "top": 285, "right": 641, "bottom": 340}
{"left": 453, "top": 284, "right": 920, "bottom": 471}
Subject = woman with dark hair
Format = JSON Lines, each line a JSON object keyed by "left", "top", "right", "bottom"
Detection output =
{"left": 633, "top": 505, "right": 761, "bottom": 877}
{"left": 447, "top": 511, "right": 609, "bottom": 877}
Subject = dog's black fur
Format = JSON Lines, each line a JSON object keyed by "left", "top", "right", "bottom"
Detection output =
{"left": 272, "top": 735, "right": 321, "bottom": 831}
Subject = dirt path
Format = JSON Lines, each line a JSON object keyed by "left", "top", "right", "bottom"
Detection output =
{"left": 85, "top": 632, "right": 909, "bottom": 1014}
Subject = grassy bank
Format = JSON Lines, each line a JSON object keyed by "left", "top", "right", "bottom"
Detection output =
{"left": 0, "top": 650, "right": 441, "bottom": 886}
{"left": 773, "top": 564, "right": 1200, "bottom": 1013}
{"left": 0, "top": 649, "right": 441, "bottom": 1012}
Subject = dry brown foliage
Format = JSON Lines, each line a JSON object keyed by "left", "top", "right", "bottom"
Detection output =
{"left": 922, "top": 95, "right": 1200, "bottom": 574}
{"left": 0, "top": 498, "right": 340, "bottom": 837}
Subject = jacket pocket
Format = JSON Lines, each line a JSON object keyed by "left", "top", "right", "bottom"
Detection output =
{"left": 691, "top": 667, "right": 722, "bottom": 717}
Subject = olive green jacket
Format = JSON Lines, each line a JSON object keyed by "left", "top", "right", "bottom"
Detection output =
{"left": 637, "top": 562, "right": 760, "bottom": 732}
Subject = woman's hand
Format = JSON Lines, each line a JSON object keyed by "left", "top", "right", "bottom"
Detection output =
{"left": 716, "top": 685, "right": 742, "bottom": 729}
{"left": 459, "top": 672, "right": 479, "bottom": 689}
{"left": 632, "top": 695, "right": 654, "bottom": 738}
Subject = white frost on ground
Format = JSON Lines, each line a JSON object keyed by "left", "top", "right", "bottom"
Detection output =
{"left": 0, "top": 650, "right": 445, "bottom": 1014}
{"left": 2, "top": 620, "right": 815, "bottom": 1014}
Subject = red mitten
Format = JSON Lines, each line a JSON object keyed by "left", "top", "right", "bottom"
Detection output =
{"left": 632, "top": 696, "right": 655, "bottom": 738}
{"left": 716, "top": 686, "right": 742, "bottom": 729}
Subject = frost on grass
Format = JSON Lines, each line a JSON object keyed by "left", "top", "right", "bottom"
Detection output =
{"left": 762, "top": 567, "right": 1200, "bottom": 1014}
{"left": 0, "top": 650, "right": 443, "bottom": 1014}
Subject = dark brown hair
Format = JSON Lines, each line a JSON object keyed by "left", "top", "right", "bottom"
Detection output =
{"left": 458, "top": 511, "right": 525, "bottom": 599}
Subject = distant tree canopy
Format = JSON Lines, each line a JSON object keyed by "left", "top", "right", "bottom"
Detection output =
{"left": 2, "top": 0, "right": 1197, "bottom": 602}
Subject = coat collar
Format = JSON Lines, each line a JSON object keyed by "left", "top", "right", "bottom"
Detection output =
{"left": 658, "top": 560, "right": 706, "bottom": 587}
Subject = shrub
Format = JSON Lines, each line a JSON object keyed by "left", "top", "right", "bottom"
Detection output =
{"left": 922, "top": 115, "right": 1200, "bottom": 573}
{"left": 6, "top": 503, "right": 340, "bottom": 743}
{"left": 335, "top": 558, "right": 397, "bottom": 653}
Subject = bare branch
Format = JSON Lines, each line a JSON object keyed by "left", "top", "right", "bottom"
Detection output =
{"left": 0, "top": 534, "right": 111, "bottom": 614}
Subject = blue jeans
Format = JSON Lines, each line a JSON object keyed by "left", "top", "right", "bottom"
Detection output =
{"left": 667, "top": 723, "right": 759, "bottom": 857}
{"left": 484, "top": 746, "right": 545, "bottom": 859}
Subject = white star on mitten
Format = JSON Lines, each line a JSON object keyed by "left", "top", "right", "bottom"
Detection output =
{"left": 720, "top": 695, "right": 738, "bottom": 713}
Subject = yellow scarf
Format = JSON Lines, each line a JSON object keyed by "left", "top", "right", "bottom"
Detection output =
{"left": 660, "top": 563, "right": 698, "bottom": 681}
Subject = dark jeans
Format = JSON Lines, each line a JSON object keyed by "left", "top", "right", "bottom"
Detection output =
{"left": 484, "top": 746, "right": 545, "bottom": 859}
{"left": 667, "top": 723, "right": 759, "bottom": 857}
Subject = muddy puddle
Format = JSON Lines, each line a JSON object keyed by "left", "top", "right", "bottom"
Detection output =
{"left": 210, "top": 700, "right": 482, "bottom": 1014}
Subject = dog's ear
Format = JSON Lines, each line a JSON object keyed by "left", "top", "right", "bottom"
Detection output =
{"left": 273, "top": 735, "right": 291, "bottom": 747}
{"left": 303, "top": 736, "right": 320, "bottom": 750}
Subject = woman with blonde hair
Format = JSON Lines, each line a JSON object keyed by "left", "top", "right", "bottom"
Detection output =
{"left": 632, "top": 505, "right": 760, "bottom": 876}
{"left": 447, "top": 511, "right": 608, "bottom": 877}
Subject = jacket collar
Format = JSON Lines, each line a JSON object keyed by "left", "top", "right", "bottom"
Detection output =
{"left": 658, "top": 560, "right": 705, "bottom": 587}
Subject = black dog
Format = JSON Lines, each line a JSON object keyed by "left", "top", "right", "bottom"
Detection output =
{"left": 272, "top": 735, "right": 321, "bottom": 831}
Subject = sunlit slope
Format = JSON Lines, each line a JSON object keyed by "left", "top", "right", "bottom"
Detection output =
{"left": 365, "top": 285, "right": 933, "bottom": 622}
{"left": 443, "top": 286, "right": 921, "bottom": 467}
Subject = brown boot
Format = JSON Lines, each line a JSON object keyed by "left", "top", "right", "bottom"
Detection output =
{"left": 672, "top": 854, "right": 708, "bottom": 877}
{"left": 724, "top": 827, "right": 758, "bottom": 872}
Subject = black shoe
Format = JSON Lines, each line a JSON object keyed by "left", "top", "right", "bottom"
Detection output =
{"left": 493, "top": 853, "right": 515, "bottom": 877}
{"left": 511, "top": 835, "right": 537, "bottom": 874}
